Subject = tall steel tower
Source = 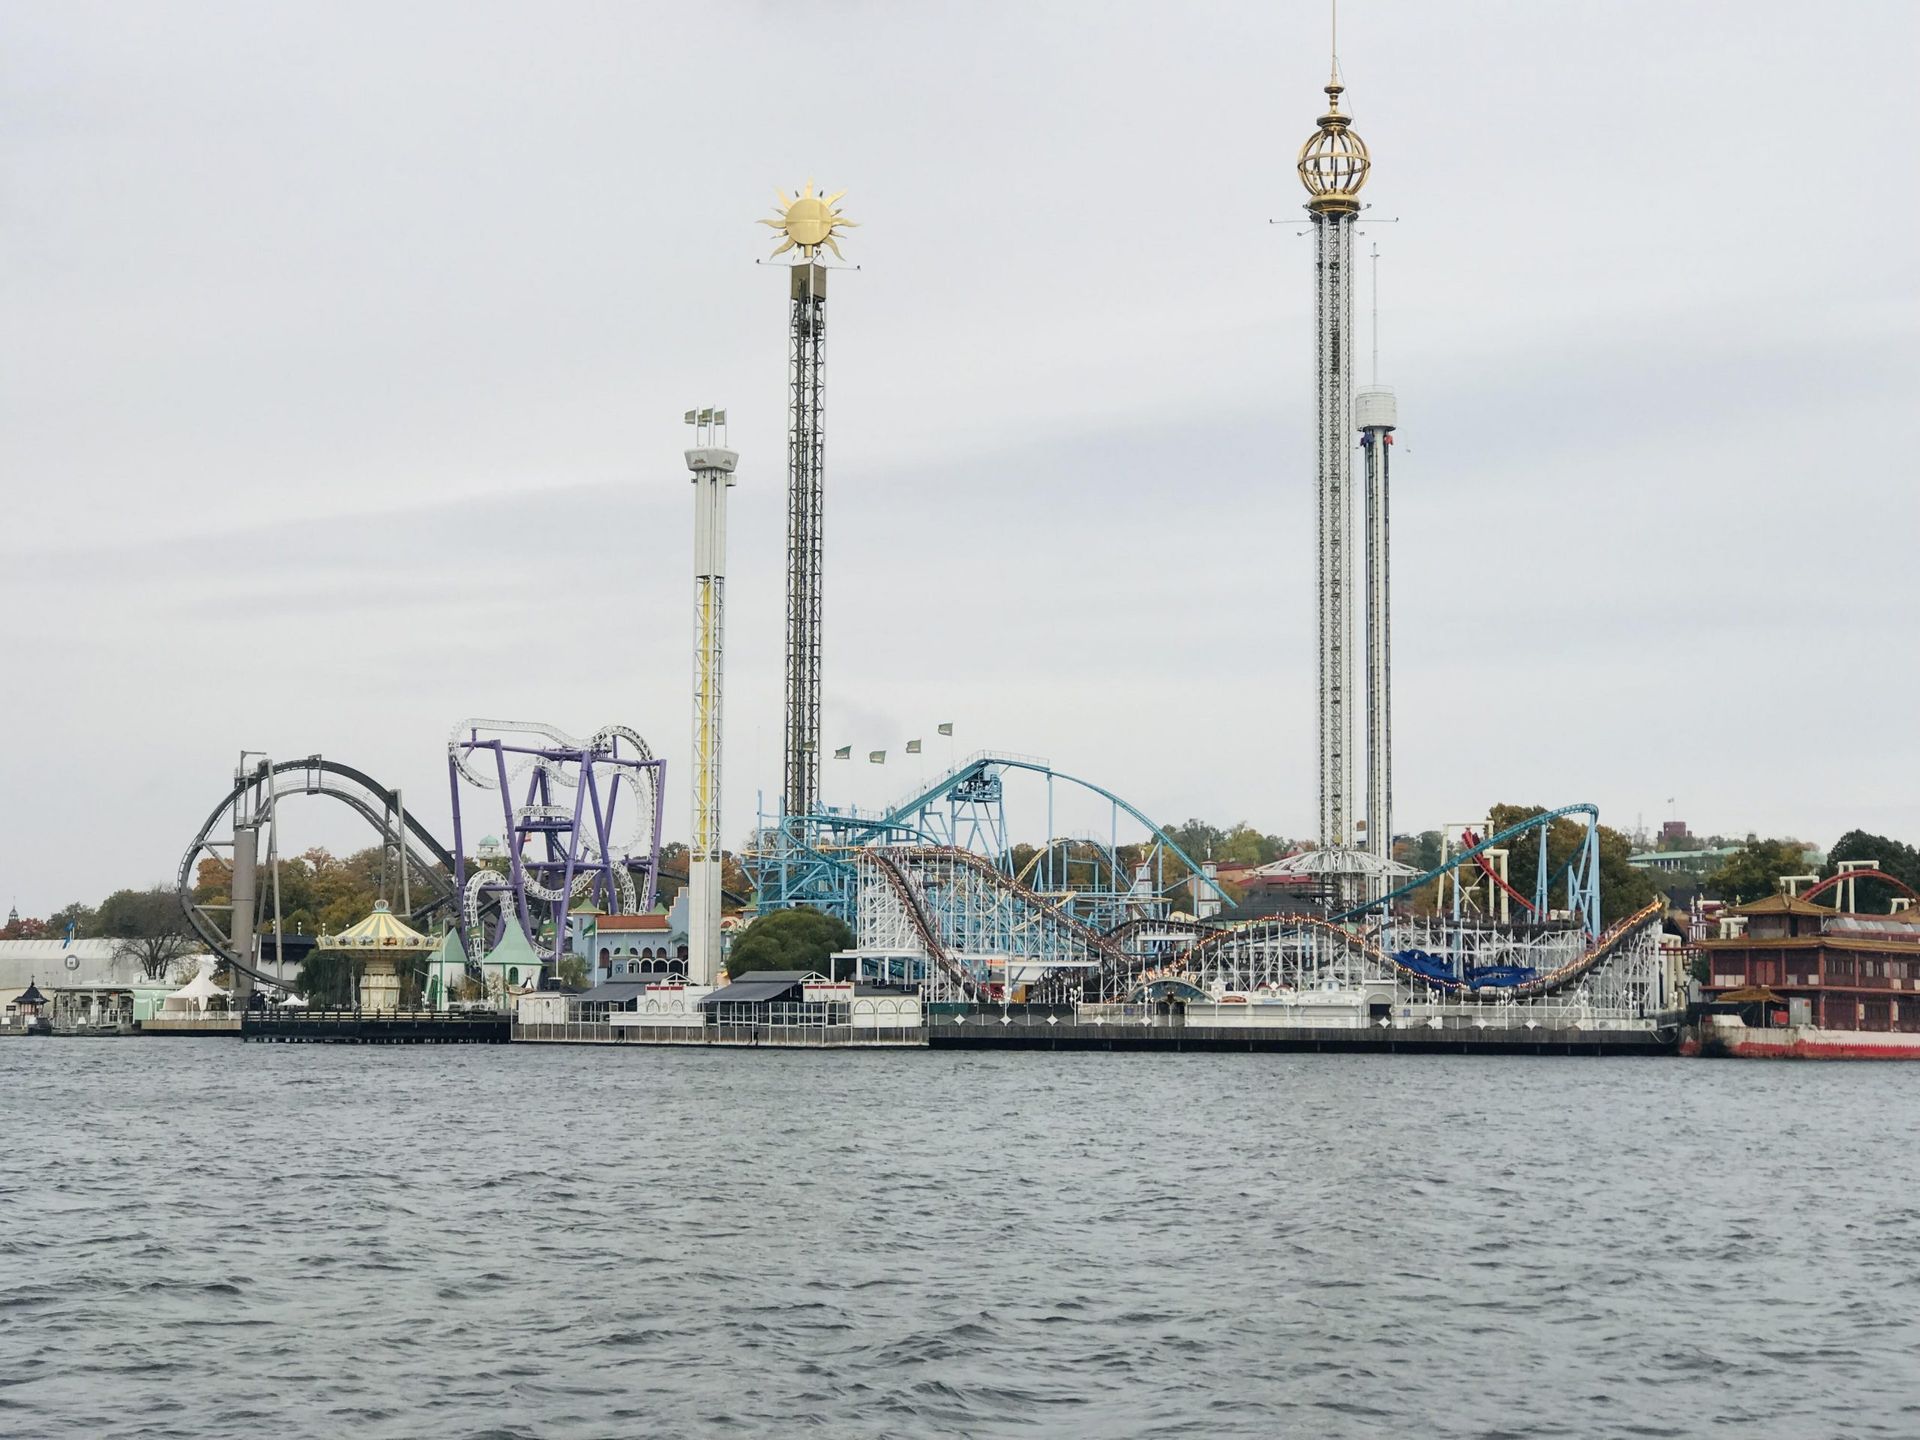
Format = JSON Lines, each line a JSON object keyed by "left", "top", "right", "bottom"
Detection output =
{"left": 1357, "top": 384, "right": 1395, "bottom": 862}
{"left": 685, "top": 409, "right": 737, "bottom": 987}
{"left": 1297, "top": 69, "right": 1371, "bottom": 849}
{"left": 759, "top": 182, "right": 857, "bottom": 821}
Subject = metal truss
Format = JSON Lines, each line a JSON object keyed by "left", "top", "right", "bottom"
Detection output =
{"left": 846, "top": 846, "right": 1117, "bottom": 1004}
{"left": 1145, "top": 899, "right": 1671, "bottom": 1020}
{"left": 447, "top": 719, "right": 665, "bottom": 972}
{"left": 747, "top": 751, "right": 1229, "bottom": 932}
{"left": 783, "top": 263, "right": 827, "bottom": 820}
{"left": 1314, "top": 207, "right": 1356, "bottom": 848}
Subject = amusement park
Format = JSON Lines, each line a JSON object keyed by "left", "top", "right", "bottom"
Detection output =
{"left": 50, "top": 58, "right": 1709, "bottom": 1059}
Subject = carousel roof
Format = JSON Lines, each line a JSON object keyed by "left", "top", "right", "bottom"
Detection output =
{"left": 15, "top": 979, "right": 46, "bottom": 1007}
{"left": 318, "top": 900, "right": 436, "bottom": 955}
{"left": 1256, "top": 847, "right": 1417, "bottom": 880}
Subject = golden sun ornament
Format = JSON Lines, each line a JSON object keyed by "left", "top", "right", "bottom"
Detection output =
{"left": 760, "top": 179, "right": 858, "bottom": 259}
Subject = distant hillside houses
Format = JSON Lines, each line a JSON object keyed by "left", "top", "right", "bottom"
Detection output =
{"left": 1626, "top": 844, "right": 1824, "bottom": 877}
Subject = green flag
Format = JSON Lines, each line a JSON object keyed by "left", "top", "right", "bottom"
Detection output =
{"left": 937, "top": 722, "right": 954, "bottom": 737}
{"left": 905, "top": 739, "right": 921, "bottom": 754}
{"left": 834, "top": 745, "right": 852, "bottom": 760}
{"left": 869, "top": 750, "right": 886, "bottom": 764}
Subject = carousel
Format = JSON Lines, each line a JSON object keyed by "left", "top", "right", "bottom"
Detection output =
{"left": 317, "top": 900, "right": 437, "bottom": 1013}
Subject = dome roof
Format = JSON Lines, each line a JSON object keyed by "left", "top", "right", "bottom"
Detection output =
{"left": 1297, "top": 82, "right": 1370, "bottom": 211}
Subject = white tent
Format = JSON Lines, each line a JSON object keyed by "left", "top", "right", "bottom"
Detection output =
{"left": 160, "top": 968, "right": 230, "bottom": 1014}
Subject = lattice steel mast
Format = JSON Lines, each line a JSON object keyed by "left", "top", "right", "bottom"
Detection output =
{"left": 1297, "top": 61, "right": 1371, "bottom": 849}
{"left": 686, "top": 409, "right": 737, "bottom": 987}
{"left": 759, "top": 181, "right": 857, "bottom": 822}
{"left": 784, "top": 262, "right": 825, "bottom": 819}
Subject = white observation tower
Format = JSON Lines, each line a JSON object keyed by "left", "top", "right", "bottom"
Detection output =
{"left": 686, "top": 409, "right": 736, "bottom": 986}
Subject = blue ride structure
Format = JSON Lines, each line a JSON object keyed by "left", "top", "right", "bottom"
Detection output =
{"left": 748, "top": 751, "right": 1230, "bottom": 937}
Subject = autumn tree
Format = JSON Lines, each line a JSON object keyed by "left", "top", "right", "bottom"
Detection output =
{"left": 95, "top": 886, "right": 201, "bottom": 980}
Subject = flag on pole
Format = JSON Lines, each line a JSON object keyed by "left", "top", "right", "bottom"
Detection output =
{"left": 713, "top": 409, "right": 727, "bottom": 425}
{"left": 683, "top": 410, "right": 697, "bottom": 424}
{"left": 906, "top": 739, "right": 921, "bottom": 754}
{"left": 61, "top": 921, "right": 74, "bottom": 950}
{"left": 937, "top": 722, "right": 954, "bottom": 737}
{"left": 834, "top": 745, "right": 852, "bottom": 760}
{"left": 869, "top": 750, "right": 886, "bottom": 764}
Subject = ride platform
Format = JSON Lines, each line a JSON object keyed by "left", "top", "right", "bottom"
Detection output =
{"left": 241, "top": 1009, "right": 510, "bottom": 1044}
{"left": 929, "top": 1010, "right": 1679, "bottom": 1056}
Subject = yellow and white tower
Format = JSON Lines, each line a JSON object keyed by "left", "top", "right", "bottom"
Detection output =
{"left": 685, "top": 409, "right": 737, "bottom": 987}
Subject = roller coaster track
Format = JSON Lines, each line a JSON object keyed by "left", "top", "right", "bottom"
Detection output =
{"left": 1102, "top": 916, "right": 1211, "bottom": 950}
{"left": 1162, "top": 912, "right": 1406, "bottom": 989}
{"left": 1158, "top": 898, "right": 1666, "bottom": 1001}
{"left": 1459, "top": 828, "right": 1541, "bottom": 920}
{"left": 177, "top": 757, "right": 460, "bottom": 983}
{"left": 887, "top": 847, "right": 1123, "bottom": 963}
{"left": 1501, "top": 897, "right": 1665, "bottom": 1000}
{"left": 859, "top": 850, "right": 984, "bottom": 1002}
{"left": 1795, "top": 869, "right": 1920, "bottom": 909}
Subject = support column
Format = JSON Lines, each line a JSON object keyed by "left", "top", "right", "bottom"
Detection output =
{"left": 688, "top": 433, "right": 738, "bottom": 988}
{"left": 1358, "top": 387, "right": 1397, "bottom": 867}
{"left": 229, "top": 822, "right": 257, "bottom": 1005}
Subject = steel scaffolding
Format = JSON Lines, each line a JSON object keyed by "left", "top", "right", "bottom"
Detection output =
{"left": 783, "top": 262, "right": 827, "bottom": 821}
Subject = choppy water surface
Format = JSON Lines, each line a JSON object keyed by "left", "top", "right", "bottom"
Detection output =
{"left": 3, "top": 1043, "right": 1918, "bottom": 1438}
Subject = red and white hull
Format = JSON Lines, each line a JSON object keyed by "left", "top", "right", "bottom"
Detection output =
{"left": 1683, "top": 1016, "right": 1920, "bottom": 1060}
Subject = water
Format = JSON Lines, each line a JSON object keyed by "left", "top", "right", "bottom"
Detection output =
{"left": 3, "top": 1042, "right": 1917, "bottom": 1439}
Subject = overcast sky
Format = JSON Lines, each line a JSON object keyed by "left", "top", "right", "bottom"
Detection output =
{"left": 3, "top": 1, "right": 1917, "bottom": 911}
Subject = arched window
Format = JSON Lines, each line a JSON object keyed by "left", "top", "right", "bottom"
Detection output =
{"left": 508, "top": 967, "right": 520, "bottom": 986}
{"left": 599, "top": 947, "right": 610, "bottom": 965}
{"left": 676, "top": 944, "right": 689, "bottom": 961}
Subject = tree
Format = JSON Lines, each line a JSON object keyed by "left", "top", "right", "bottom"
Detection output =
{"left": 556, "top": 952, "right": 590, "bottom": 990}
{"left": 1402, "top": 830, "right": 1443, "bottom": 874}
{"left": 96, "top": 886, "right": 202, "bottom": 980}
{"left": 652, "top": 842, "right": 691, "bottom": 907}
{"left": 297, "top": 951, "right": 356, "bottom": 1008}
{"left": 1822, "top": 830, "right": 1920, "bottom": 911}
{"left": 1158, "top": 819, "right": 1295, "bottom": 867}
{"left": 724, "top": 906, "right": 854, "bottom": 980}
{"left": 1707, "top": 838, "right": 1814, "bottom": 904}
{"left": 44, "top": 901, "right": 96, "bottom": 939}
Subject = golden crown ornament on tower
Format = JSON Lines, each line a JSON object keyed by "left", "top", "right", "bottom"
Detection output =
{"left": 1297, "top": 74, "right": 1371, "bottom": 214}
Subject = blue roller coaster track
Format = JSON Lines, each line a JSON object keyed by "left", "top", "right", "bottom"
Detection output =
{"left": 750, "top": 751, "right": 1230, "bottom": 929}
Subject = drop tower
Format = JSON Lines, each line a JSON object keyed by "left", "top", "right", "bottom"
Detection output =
{"left": 759, "top": 182, "right": 857, "bottom": 824}
{"left": 1297, "top": 64, "right": 1371, "bottom": 854}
